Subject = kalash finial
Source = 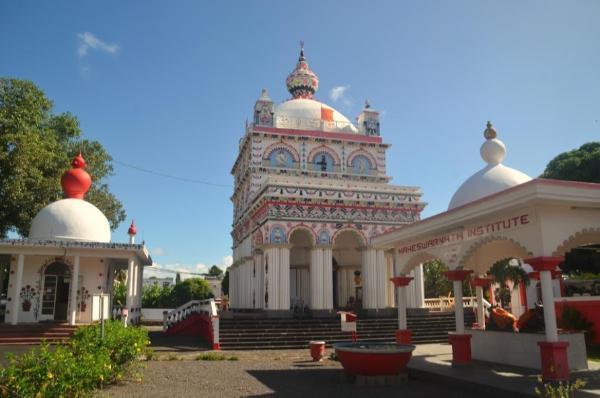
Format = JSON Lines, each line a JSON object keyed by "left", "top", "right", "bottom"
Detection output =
{"left": 484, "top": 121, "right": 497, "bottom": 140}
{"left": 61, "top": 153, "right": 92, "bottom": 199}
{"left": 286, "top": 41, "right": 319, "bottom": 99}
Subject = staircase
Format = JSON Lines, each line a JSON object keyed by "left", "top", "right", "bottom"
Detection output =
{"left": 219, "top": 310, "right": 475, "bottom": 350}
{"left": 0, "top": 323, "right": 78, "bottom": 345}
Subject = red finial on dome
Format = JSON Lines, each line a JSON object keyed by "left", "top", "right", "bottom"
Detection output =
{"left": 128, "top": 220, "right": 137, "bottom": 236}
{"left": 61, "top": 153, "right": 92, "bottom": 199}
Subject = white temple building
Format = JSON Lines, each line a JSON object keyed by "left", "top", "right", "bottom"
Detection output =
{"left": 229, "top": 46, "right": 426, "bottom": 316}
{"left": 0, "top": 154, "right": 151, "bottom": 325}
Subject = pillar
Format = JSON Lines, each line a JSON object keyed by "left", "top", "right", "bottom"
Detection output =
{"left": 361, "top": 247, "right": 387, "bottom": 310}
{"left": 10, "top": 254, "right": 25, "bottom": 325}
{"left": 444, "top": 269, "right": 473, "bottom": 365}
{"left": 391, "top": 276, "right": 413, "bottom": 344}
{"left": 264, "top": 245, "right": 291, "bottom": 312}
{"left": 126, "top": 257, "right": 135, "bottom": 325}
{"left": 69, "top": 256, "right": 80, "bottom": 325}
{"left": 310, "top": 246, "right": 333, "bottom": 313}
{"left": 472, "top": 276, "right": 492, "bottom": 329}
{"left": 526, "top": 257, "right": 568, "bottom": 382}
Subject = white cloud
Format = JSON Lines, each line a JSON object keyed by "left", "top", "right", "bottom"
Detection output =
{"left": 329, "top": 85, "right": 351, "bottom": 105}
{"left": 77, "top": 32, "right": 120, "bottom": 58}
{"left": 143, "top": 255, "right": 233, "bottom": 280}
{"left": 218, "top": 255, "right": 233, "bottom": 270}
{"left": 150, "top": 247, "right": 166, "bottom": 256}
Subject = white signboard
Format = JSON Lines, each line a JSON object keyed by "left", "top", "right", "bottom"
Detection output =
{"left": 91, "top": 294, "right": 110, "bottom": 322}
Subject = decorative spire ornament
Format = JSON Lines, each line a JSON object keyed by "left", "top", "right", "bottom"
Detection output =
{"left": 286, "top": 42, "right": 319, "bottom": 99}
{"left": 483, "top": 121, "right": 497, "bottom": 140}
{"left": 61, "top": 153, "right": 92, "bottom": 199}
{"left": 127, "top": 220, "right": 137, "bottom": 236}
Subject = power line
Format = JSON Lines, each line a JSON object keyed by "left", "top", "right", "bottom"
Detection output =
{"left": 146, "top": 265, "right": 206, "bottom": 276}
{"left": 113, "top": 159, "right": 232, "bottom": 188}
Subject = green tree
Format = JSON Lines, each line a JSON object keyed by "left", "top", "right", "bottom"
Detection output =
{"left": 222, "top": 268, "right": 230, "bottom": 296}
{"left": 488, "top": 258, "right": 530, "bottom": 308}
{"left": 0, "top": 78, "right": 125, "bottom": 237}
{"left": 175, "top": 272, "right": 182, "bottom": 285}
{"left": 541, "top": 142, "right": 600, "bottom": 183}
{"left": 423, "top": 260, "right": 452, "bottom": 298}
{"left": 172, "top": 277, "right": 213, "bottom": 306}
{"left": 204, "top": 265, "right": 224, "bottom": 279}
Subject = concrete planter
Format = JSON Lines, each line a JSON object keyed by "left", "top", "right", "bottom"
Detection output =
{"left": 468, "top": 329, "right": 588, "bottom": 370}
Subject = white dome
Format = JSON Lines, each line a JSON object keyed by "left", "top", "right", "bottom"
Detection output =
{"left": 29, "top": 199, "right": 111, "bottom": 242}
{"left": 275, "top": 98, "right": 358, "bottom": 133}
{"left": 448, "top": 123, "right": 532, "bottom": 210}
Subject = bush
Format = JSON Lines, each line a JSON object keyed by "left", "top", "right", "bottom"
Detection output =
{"left": 558, "top": 305, "right": 595, "bottom": 344}
{"left": 0, "top": 321, "right": 149, "bottom": 397}
{"left": 142, "top": 284, "right": 176, "bottom": 308}
{"left": 172, "top": 278, "right": 213, "bottom": 306}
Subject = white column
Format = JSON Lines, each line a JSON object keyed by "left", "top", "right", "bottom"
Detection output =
{"left": 126, "top": 257, "right": 135, "bottom": 324}
{"left": 10, "top": 254, "right": 25, "bottom": 325}
{"left": 413, "top": 264, "right": 425, "bottom": 308}
{"left": 453, "top": 280, "right": 465, "bottom": 334}
{"left": 540, "top": 270, "right": 559, "bottom": 342}
{"left": 279, "top": 246, "right": 290, "bottom": 310}
{"left": 398, "top": 285, "right": 407, "bottom": 330}
{"left": 376, "top": 249, "right": 387, "bottom": 308}
{"left": 322, "top": 247, "right": 333, "bottom": 309}
{"left": 476, "top": 286, "right": 485, "bottom": 329}
{"left": 361, "top": 248, "right": 377, "bottom": 309}
{"left": 69, "top": 256, "right": 80, "bottom": 325}
{"left": 310, "top": 248, "right": 323, "bottom": 309}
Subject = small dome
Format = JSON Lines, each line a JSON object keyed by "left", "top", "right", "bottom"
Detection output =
{"left": 29, "top": 199, "right": 111, "bottom": 242}
{"left": 275, "top": 98, "right": 358, "bottom": 133}
{"left": 286, "top": 42, "right": 319, "bottom": 99}
{"left": 448, "top": 122, "right": 531, "bottom": 210}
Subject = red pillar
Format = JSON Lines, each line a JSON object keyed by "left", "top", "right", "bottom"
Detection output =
{"left": 444, "top": 269, "right": 474, "bottom": 365}
{"left": 391, "top": 276, "right": 414, "bottom": 344}
{"left": 526, "top": 256, "right": 569, "bottom": 382}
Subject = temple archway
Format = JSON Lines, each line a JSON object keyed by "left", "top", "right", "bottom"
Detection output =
{"left": 333, "top": 229, "right": 365, "bottom": 309}
{"left": 289, "top": 228, "right": 314, "bottom": 310}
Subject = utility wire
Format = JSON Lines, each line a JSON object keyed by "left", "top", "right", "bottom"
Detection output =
{"left": 113, "top": 159, "right": 232, "bottom": 188}
{"left": 146, "top": 265, "right": 208, "bottom": 276}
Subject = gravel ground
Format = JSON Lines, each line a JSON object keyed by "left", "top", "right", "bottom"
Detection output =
{"left": 97, "top": 349, "right": 481, "bottom": 398}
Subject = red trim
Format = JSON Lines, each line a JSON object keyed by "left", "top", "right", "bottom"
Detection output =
{"left": 395, "top": 329, "right": 412, "bottom": 344}
{"left": 519, "top": 281, "right": 528, "bottom": 311}
{"left": 537, "top": 341, "right": 570, "bottom": 382}
{"left": 390, "top": 276, "right": 413, "bottom": 287}
{"left": 528, "top": 270, "right": 562, "bottom": 280}
{"left": 254, "top": 125, "right": 383, "bottom": 144}
{"left": 444, "top": 269, "right": 473, "bottom": 281}
{"left": 472, "top": 276, "right": 493, "bottom": 287}
{"left": 448, "top": 334, "right": 472, "bottom": 365}
{"left": 525, "top": 256, "right": 564, "bottom": 272}
{"left": 212, "top": 343, "right": 221, "bottom": 351}
{"left": 374, "top": 178, "right": 600, "bottom": 240}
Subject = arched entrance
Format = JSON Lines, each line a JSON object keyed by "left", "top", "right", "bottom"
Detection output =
{"left": 40, "top": 262, "right": 71, "bottom": 322}
{"left": 289, "top": 228, "right": 313, "bottom": 311}
{"left": 333, "top": 229, "right": 364, "bottom": 310}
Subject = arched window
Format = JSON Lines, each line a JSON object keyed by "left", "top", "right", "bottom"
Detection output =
{"left": 350, "top": 155, "right": 373, "bottom": 175}
{"left": 268, "top": 149, "right": 295, "bottom": 169}
{"left": 311, "top": 152, "right": 335, "bottom": 172}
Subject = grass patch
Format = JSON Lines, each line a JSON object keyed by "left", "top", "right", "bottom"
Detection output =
{"left": 195, "top": 353, "right": 238, "bottom": 361}
{"left": 167, "top": 354, "right": 179, "bottom": 361}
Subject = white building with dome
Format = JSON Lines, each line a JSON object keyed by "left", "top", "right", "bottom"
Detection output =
{"left": 229, "top": 46, "right": 426, "bottom": 317}
{"left": 0, "top": 154, "right": 151, "bottom": 326}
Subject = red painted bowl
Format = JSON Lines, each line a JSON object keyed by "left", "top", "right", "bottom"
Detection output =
{"left": 334, "top": 342, "right": 415, "bottom": 376}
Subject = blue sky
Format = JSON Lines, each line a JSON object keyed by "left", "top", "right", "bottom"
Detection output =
{"left": 1, "top": 1, "right": 599, "bottom": 278}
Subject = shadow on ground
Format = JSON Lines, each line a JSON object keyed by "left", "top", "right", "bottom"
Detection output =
{"left": 245, "top": 368, "right": 481, "bottom": 398}
{"left": 148, "top": 331, "right": 211, "bottom": 352}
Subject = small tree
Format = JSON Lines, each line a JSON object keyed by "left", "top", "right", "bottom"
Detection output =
{"left": 222, "top": 268, "right": 230, "bottom": 296}
{"left": 488, "top": 258, "right": 530, "bottom": 309}
{"left": 541, "top": 142, "right": 600, "bottom": 183}
{"left": 175, "top": 272, "right": 182, "bottom": 285}
{"left": 172, "top": 278, "right": 213, "bottom": 306}
{"left": 204, "top": 265, "right": 224, "bottom": 279}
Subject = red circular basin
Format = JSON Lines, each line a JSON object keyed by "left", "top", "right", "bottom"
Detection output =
{"left": 334, "top": 342, "right": 415, "bottom": 376}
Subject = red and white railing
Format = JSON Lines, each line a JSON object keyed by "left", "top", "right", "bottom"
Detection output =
{"left": 162, "top": 299, "right": 220, "bottom": 350}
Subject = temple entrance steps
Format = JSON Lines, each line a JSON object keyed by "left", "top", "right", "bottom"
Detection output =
{"left": 0, "top": 323, "right": 78, "bottom": 345}
{"left": 219, "top": 310, "right": 475, "bottom": 350}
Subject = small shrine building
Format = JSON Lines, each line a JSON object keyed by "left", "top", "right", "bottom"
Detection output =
{"left": 0, "top": 154, "right": 151, "bottom": 326}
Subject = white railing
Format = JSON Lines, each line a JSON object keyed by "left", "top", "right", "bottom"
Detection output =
{"left": 272, "top": 115, "right": 359, "bottom": 133}
{"left": 424, "top": 296, "right": 478, "bottom": 312}
{"left": 163, "top": 299, "right": 217, "bottom": 330}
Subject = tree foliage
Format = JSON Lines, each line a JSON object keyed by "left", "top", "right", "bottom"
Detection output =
{"left": 541, "top": 142, "right": 600, "bottom": 183}
{"left": 488, "top": 258, "right": 530, "bottom": 308}
{"left": 0, "top": 78, "right": 125, "bottom": 237}
{"left": 222, "top": 268, "right": 230, "bottom": 296}
{"left": 204, "top": 265, "right": 224, "bottom": 279}
{"left": 172, "top": 278, "right": 213, "bottom": 304}
{"left": 423, "top": 260, "right": 453, "bottom": 298}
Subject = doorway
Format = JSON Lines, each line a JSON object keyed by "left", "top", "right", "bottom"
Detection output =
{"left": 41, "top": 262, "right": 71, "bottom": 322}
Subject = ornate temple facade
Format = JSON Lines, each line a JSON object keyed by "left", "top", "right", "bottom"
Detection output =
{"left": 230, "top": 46, "right": 426, "bottom": 316}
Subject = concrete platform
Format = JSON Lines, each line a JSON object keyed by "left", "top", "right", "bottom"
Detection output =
{"left": 409, "top": 343, "right": 600, "bottom": 397}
